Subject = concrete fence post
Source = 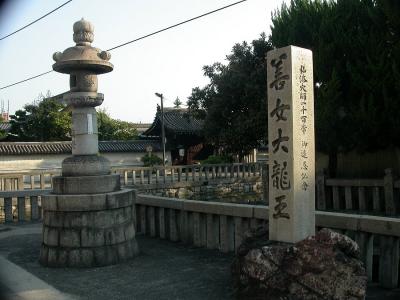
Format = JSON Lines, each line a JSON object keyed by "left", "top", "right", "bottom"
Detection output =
{"left": 379, "top": 236, "right": 399, "bottom": 288}
{"left": 140, "top": 170, "right": 144, "bottom": 184}
{"left": 17, "top": 196, "right": 25, "bottom": 222}
{"left": 18, "top": 175, "right": 25, "bottom": 190}
{"left": 384, "top": 168, "right": 396, "bottom": 215}
{"left": 4, "top": 197, "right": 13, "bottom": 222}
{"left": 30, "top": 175, "right": 35, "bottom": 189}
{"left": 206, "top": 214, "right": 219, "bottom": 249}
{"left": 316, "top": 169, "right": 326, "bottom": 210}
{"left": 132, "top": 171, "right": 136, "bottom": 184}
{"left": 30, "top": 196, "right": 39, "bottom": 221}
{"left": 355, "top": 232, "right": 374, "bottom": 281}
{"left": 148, "top": 207, "right": 156, "bottom": 237}
{"left": 159, "top": 207, "right": 166, "bottom": 239}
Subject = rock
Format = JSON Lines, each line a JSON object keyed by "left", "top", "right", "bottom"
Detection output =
{"left": 232, "top": 227, "right": 367, "bottom": 300}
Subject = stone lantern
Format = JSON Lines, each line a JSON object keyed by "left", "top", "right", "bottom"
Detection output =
{"left": 39, "top": 19, "right": 139, "bottom": 267}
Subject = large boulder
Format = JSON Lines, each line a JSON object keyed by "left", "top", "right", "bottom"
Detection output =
{"left": 232, "top": 227, "right": 367, "bottom": 300}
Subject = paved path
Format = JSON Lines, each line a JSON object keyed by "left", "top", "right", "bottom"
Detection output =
{"left": 0, "top": 223, "right": 399, "bottom": 300}
{"left": 0, "top": 224, "right": 76, "bottom": 300}
{"left": 0, "top": 224, "right": 233, "bottom": 300}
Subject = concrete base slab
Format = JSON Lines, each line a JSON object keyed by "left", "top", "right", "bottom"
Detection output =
{"left": 40, "top": 189, "right": 138, "bottom": 267}
{"left": 52, "top": 174, "right": 120, "bottom": 194}
{"left": 62, "top": 155, "right": 110, "bottom": 177}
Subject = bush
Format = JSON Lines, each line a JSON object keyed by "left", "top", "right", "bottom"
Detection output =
{"left": 141, "top": 153, "right": 163, "bottom": 167}
{"left": 201, "top": 155, "right": 233, "bottom": 165}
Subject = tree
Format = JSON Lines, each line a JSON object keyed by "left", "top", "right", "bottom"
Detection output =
{"left": 141, "top": 153, "right": 163, "bottom": 167}
{"left": 270, "top": 0, "right": 400, "bottom": 175}
{"left": 9, "top": 92, "right": 71, "bottom": 141}
{"left": 173, "top": 97, "right": 182, "bottom": 108}
{"left": 187, "top": 34, "right": 273, "bottom": 158}
{"left": 97, "top": 108, "right": 138, "bottom": 140}
{"left": 9, "top": 93, "right": 138, "bottom": 142}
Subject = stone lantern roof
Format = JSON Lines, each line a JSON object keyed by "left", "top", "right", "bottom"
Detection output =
{"left": 52, "top": 18, "right": 113, "bottom": 74}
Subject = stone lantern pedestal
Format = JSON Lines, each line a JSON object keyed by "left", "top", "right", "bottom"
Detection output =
{"left": 39, "top": 19, "right": 138, "bottom": 267}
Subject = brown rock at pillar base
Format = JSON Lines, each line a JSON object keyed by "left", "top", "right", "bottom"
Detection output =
{"left": 232, "top": 227, "right": 367, "bottom": 300}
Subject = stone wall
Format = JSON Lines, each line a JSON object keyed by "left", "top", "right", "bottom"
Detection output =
{"left": 141, "top": 181, "right": 264, "bottom": 205}
{"left": 0, "top": 151, "right": 169, "bottom": 172}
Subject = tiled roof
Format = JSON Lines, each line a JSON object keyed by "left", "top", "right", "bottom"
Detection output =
{"left": 0, "top": 140, "right": 161, "bottom": 155}
{"left": 99, "top": 140, "right": 161, "bottom": 152}
{"left": 143, "top": 108, "right": 203, "bottom": 137}
{"left": 0, "top": 122, "right": 11, "bottom": 132}
{"left": 132, "top": 123, "right": 152, "bottom": 134}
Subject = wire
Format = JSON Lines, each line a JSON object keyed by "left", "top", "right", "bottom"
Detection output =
{"left": 0, "top": 70, "right": 53, "bottom": 90}
{"left": 0, "top": 0, "right": 73, "bottom": 41}
{"left": 106, "top": 0, "right": 248, "bottom": 51}
{"left": 0, "top": 0, "right": 248, "bottom": 90}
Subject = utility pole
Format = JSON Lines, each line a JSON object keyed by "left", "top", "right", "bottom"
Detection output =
{"left": 155, "top": 92, "right": 166, "bottom": 167}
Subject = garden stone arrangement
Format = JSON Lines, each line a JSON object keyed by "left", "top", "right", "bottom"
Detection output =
{"left": 39, "top": 19, "right": 138, "bottom": 267}
{"left": 232, "top": 227, "right": 367, "bottom": 299}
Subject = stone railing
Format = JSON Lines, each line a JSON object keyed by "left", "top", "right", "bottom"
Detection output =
{"left": 0, "top": 189, "right": 399, "bottom": 288}
{"left": 0, "top": 162, "right": 264, "bottom": 191}
{"left": 115, "top": 162, "right": 264, "bottom": 188}
{"left": 0, "top": 169, "right": 60, "bottom": 191}
{"left": 316, "top": 168, "right": 399, "bottom": 216}
{"left": 135, "top": 194, "right": 400, "bottom": 289}
{"left": 0, "top": 189, "right": 49, "bottom": 222}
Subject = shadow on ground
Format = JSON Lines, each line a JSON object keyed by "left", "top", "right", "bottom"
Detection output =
{"left": 0, "top": 233, "right": 234, "bottom": 300}
{"left": 0, "top": 227, "right": 399, "bottom": 300}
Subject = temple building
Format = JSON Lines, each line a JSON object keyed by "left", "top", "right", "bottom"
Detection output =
{"left": 141, "top": 107, "right": 211, "bottom": 165}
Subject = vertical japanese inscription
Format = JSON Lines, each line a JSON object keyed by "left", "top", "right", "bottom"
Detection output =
{"left": 267, "top": 46, "right": 315, "bottom": 243}
{"left": 269, "top": 52, "right": 291, "bottom": 220}
{"left": 295, "top": 55, "right": 313, "bottom": 193}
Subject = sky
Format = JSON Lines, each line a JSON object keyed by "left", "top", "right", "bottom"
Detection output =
{"left": 0, "top": 0, "right": 287, "bottom": 123}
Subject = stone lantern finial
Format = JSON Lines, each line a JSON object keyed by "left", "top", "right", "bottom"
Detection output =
{"left": 73, "top": 18, "right": 94, "bottom": 46}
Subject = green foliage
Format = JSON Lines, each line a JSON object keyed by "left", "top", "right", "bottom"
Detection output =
{"left": 270, "top": 0, "right": 400, "bottom": 174}
{"left": 201, "top": 154, "right": 233, "bottom": 165}
{"left": 9, "top": 91, "right": 71, "bottom": 141}
{"left": 187, "top": 34, "right": 273, "bottom": 158}
{"left": 188, "top": 0, "right": 400, "bottom": 173}
{"left": 173, "top": 97, "right": 182, "bottom": 108}
{"left": 141, "top": 153, "right": 163, "bottom": 167}
{"left": 97, "top": 108, "right": 138, "bottom": 140}
{"left": 9, "top": 93, "right": 138, "bottom": 142}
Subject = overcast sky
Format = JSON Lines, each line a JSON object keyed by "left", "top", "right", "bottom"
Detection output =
{"left": 0, "top": 0, "right": 287, "bottom": 123}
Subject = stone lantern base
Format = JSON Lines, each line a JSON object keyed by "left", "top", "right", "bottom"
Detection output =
{"left": 39, "top": 179, "right": 139, "bottom": 267}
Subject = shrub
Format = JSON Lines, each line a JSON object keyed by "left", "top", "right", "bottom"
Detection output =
{"left": 141, "top": 153, "right": 163, "bottom": 167}
{"left": 201, "top": 155, "right": 233, "bottom": 165}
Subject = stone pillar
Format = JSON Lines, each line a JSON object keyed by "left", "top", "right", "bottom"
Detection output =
{"left": 266, "top": 45, "right": 315, "bottom": 243}
{"left": 71, "top": 106, "right": 98, "bottom": 155}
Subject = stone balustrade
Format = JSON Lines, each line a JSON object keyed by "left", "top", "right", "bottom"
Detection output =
{"left": 0, "top": 189, "right": 48, "bottom": 222}
{"left": 0, "top": 162, "right": 264, "bottom": 191}
{"left": 0, "top": 189, "right": 399, "bottom": 288}
{"left": 135, "top": 194, "right": 400, "bottom": 289}
{"left": 0, "top": 169, "right": 60, "bottom": 191}
{"left": 117, "top": 162, "right": 263, "bottom": 188}
{"left": 317, "top": 168, "right": 399, "bottom": 216}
